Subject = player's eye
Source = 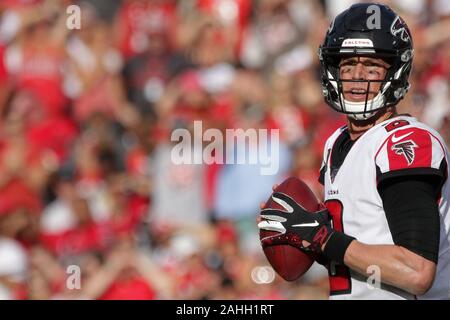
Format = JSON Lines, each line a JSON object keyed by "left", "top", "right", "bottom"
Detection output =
{"left": 366, "top": 66, "right": 382, "bottom": 77}
{"left": 340, "top": 63, "right": 356, "bottom": 73}
{"left": 340, "top": 66, "right": 353, "bottom": 73}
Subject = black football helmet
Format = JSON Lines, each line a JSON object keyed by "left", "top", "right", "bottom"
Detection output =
{"left": 318, "top": 3, "right": 414, "bottom": 120}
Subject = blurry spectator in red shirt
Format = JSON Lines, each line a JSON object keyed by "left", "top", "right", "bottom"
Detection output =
{"left": 81, "top": 237, "right": 173, "bottom": 299}
{"left": 4, "top": 5, "right": 70, "bottom": 117}
{"left": 39, "top": 178, "right": 109, "bottom": 257}
{"left": 195, "top": 0, "right": 252, "bottom": 58}
{"left": 239, "top": 0, "right": 316, "bottom": 70}
{"left": 105, "top": 173, "right": 149, "bottom": 239}
{"left": 65, "top": 14, "right": 136, "bottom": 125}
{"left": 114, "top": 0, "right": 177, "bottom": 60}
{"left": 122, "top": 30, "right": 173, "bottom": 117}
{"left": 1, "top": 89, "right": 77, "bottom": 173}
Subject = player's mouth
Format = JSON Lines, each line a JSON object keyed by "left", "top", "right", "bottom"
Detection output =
{"left": 345, "top": 88, "right": 371, "bottom": 101}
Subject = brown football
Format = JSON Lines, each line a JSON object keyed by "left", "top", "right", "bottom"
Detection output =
{"left": 260, "top": 177, "right": 321, "bottom": 281}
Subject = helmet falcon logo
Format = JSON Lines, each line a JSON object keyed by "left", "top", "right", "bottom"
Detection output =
{"left": 390, "top": 16, "right": 411, "bottom": 42}
{"left": 391, "top": 140, "right": 418, "bottom": 165}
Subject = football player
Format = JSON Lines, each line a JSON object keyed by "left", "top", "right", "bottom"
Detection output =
{"left": 258, "top": 3, "right": 450, "bottom": 299}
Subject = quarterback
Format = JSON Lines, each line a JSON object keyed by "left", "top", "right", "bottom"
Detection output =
{"left": 258, "top": 3, "right": 449, "bottom": 299}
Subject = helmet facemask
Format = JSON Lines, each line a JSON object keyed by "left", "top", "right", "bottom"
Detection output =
{"left": 318, "top": 3, "right": 414, "bottom": 121}
{"left": 319, "top": 46, "right": 413, "bottom": 121}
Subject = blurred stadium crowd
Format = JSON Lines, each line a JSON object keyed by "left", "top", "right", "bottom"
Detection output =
{"left": 0, "top": 0, "right": 449, "bottom": 300}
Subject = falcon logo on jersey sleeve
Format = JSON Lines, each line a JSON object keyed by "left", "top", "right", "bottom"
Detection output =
{"left": 374, "top": 126, "right": 447, "bottom": 176}
{"left": 391, "top": 139, "right": 418, "bottom": 165}
{"left": 386, "top": 128, "right": 431, "bottom": 170}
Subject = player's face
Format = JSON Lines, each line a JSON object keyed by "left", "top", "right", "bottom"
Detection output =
{"left": 339, "top": 57, "right": 390, "bottom": 102}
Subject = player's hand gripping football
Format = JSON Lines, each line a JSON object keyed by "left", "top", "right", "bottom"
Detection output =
{"left": 258, "top": 191, "right": 333, "bottom": 253}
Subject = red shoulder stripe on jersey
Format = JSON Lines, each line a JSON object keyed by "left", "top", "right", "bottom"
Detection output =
{"left": 375, "top": 118, "right": 411, "bottom": 160}
{"left": 387, "top": 127, "right": 432, "bottom": 170}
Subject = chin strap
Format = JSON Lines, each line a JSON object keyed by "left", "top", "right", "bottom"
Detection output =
{"left": 343, "top": 91, "right": 386, "bottom": 120}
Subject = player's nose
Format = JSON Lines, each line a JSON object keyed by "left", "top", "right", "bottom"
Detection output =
{"left": 352, "top": 62, "right": 365, "bottom": 80}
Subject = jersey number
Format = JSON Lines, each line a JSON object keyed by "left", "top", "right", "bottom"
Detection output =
{"left": 324, "top": 199, "right": 352, "bottom": 295}
{"left": 384, "top": 119, "right": 409, "bottom": 132}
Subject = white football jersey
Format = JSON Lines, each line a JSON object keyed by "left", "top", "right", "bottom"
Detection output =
{"left": 319, "top": 115, "right": 450, "bottom": 300}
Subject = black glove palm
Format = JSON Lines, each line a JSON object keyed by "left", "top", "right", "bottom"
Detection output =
{"left": 258, "top": 192, "right": 333, "bottom": 253}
